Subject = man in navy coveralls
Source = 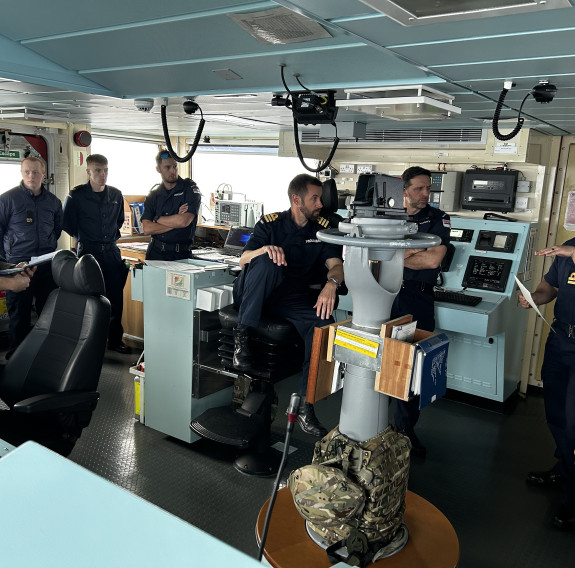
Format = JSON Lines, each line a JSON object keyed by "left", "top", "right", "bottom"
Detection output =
{"left": 391, "top": 166, "right": 450, "bottom": 457}
{"left": 63, "top": 153, "right": 131, "bottom": 354}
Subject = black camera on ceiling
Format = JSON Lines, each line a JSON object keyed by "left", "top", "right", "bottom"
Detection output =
{"left": 531, "top": 83, "right": 557, "bottom": 103}
{"left": 183, "top": 100, "right": 200, "bottom": 114}
{"left": 271, "top": 94, "right": 290, "bottom": 107}
{"left": 291, "top": 90, "right": 338, "bottom": 125}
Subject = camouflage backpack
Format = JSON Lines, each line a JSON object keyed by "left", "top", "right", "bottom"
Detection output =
{"left": 288, "top": 425, "right": 410, "bottom": 565}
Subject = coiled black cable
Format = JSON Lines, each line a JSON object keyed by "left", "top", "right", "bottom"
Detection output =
{"left": 160, "top": 104, "right": 205, "bottom": 163}
{"left": 492, "top": 89, "right": 530, "bottom": 141}
{"left": 293, "top": 117, "right": 340, "bottom": 173}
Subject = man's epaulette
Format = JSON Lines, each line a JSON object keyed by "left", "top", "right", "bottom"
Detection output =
{"left": 263, "top": 213, "right": 280, "bottom": 223}
{"left": 316, "top": 216, "right": 330, "bottom": 228}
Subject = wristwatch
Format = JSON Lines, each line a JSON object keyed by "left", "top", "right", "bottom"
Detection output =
{"left": 327, "top": 277, "right": 341, "bottom": 289}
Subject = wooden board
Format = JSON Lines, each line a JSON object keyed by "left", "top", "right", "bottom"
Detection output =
{"left": 375, "top": 315, "right": 435, "bottom": 400}
{"left": 306, "top": 318, "right": 351, "bottom": 404}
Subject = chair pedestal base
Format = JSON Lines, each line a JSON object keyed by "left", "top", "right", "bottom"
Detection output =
{"left": 234, "top": 449, "right": 281, "bottom": 477}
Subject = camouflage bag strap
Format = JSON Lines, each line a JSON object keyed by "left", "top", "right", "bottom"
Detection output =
{"left": 326, "top": 528, "right": 393, "bottom": 567}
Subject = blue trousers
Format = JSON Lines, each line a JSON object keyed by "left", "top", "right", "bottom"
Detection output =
{"left": 540, "top": 331, "right": 575, "bottom": 509}
{"left": 391, "top": 283, "right": 435, "bottom": 430}
{"left": 234, "top": 254, "right": 333, "bottom": 396}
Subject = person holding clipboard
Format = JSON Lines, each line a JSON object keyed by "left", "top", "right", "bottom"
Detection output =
{"left": 0, "top": 156, "right": 62, "bottom": 358}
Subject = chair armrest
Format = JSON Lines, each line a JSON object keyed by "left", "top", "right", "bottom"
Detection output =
{"left": 13, "top": 391, "right": 100, "bottom": 414}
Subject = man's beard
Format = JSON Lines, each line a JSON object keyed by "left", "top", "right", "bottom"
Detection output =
{"left": 300, "top": 206, "right": 320, "bottom": 221}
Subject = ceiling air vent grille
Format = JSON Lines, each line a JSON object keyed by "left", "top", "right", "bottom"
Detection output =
{"left": 300, "top": 128, "right": 485, "bottom": 145}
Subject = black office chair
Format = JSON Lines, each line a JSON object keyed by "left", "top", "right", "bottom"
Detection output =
{"left": 191, "top": 184, "right": 346, "bottom": 475}
{"left": 321, "top": 178, "right": 345, "bottom": 228}
{"left": 0, "top": 250, "right": 111, "bottom": 456}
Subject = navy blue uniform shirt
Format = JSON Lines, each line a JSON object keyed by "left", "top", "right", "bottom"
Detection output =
{"left": 62, "top": 183, "right": 124, "bottom": 244}
{"left": 544, "top": 236, "right": 575, "bottom": 325}
{"left": 403, "top": 205, "right": 451, "bottom": 285}
{"left": 245, "top": 210, "right": 342, "bottom": 292}
{"left": 141, "top": 177, "right": 201, "bottom": 244}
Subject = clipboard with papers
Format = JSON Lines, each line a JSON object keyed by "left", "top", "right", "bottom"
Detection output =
{"left": 0, "top": 251, "right": 57, "bottom": 275}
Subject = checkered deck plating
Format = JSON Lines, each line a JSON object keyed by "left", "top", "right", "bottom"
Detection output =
{"left": 64, "top": 347, "right": 575, "bottom": 566}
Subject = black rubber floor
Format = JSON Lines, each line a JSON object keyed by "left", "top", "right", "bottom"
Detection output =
{"left": 68, "top": 347, "right": 575, "bottom": 568}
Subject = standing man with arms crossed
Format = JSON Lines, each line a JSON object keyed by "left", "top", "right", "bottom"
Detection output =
{"left": 141, "top": 150, "right": 201, "bottom": 261}
{"left": 0, "top": 156, "right": 62, "bottom": 358}
{"left": 391, "top": 166, "right": 450, "bottom": 457}
{"left": 232, "top": 174, "right": 344, "bottom": 437}
{"left": 519, "top": 242, "right": 575, "bottom": 530}
{"left": 62, "top": 154, "right": 131, "bottom": 354}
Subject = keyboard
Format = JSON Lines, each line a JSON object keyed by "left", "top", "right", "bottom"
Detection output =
{"left": 433, "top": 290, "right": 482, "bottom": 307}
{"left": 191, "top": 252, "right": 240, "bottom": 265}
{"left": 220, "top": 247, "right": 242, "bottom": 257}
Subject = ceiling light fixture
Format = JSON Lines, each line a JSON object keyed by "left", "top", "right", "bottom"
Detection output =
{"left": 337, "top": 85, "right": 461, "bottom": 121}
{"left": 358, "top": 0, "right": 571, "bottom": 26}
{"left": 0, "top": 107, "right": 71, "bottom": 123}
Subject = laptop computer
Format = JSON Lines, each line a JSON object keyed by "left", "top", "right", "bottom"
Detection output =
{"left": 192, "top": 226, "right": 253, "bottom": 264}
{"left": 220, "top": 226, "right": 253, "bottom": 257}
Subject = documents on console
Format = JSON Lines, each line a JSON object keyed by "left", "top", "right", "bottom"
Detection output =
{"left": 144, "top": 260, "right": 227, "bottom": 272}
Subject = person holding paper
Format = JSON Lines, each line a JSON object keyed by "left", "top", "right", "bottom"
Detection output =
{"left": 391, "top": 166, "right": 451, "bottom": 457}
{"left": 62, "top": 154, "right": 131, "bottom": 355}
{"left": 0, "top": 264, "right": 36, "bottom": 293}
{"left": 0, "top": 156, "right": 62, "bottom": 358}
{"left": 519, "top": 242, "right": 575, "bottom": 530}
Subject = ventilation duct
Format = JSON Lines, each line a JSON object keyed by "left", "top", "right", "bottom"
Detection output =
{"left": 299, "top": 128, "right": 487, "bottom": 147}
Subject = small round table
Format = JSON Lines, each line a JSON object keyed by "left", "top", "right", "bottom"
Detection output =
{"left": 256, "top": 488, "right": 459, "bottom": 567}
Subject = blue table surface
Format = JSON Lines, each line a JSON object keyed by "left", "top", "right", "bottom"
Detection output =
{"left": 0, "top": 441, "right": 262, "bottom": 567}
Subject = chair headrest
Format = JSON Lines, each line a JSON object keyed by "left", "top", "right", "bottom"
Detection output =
{"left": 321, "top": 179, "right": 338, "bottom": 213}
{"left": 52, "top": 250, "right": 106, "bottom": 296}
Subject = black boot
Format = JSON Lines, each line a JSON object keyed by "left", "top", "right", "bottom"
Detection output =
{"left": 233, "top": 326, "right": 253, "bottom": 371}
{"left": 297, "top": 402, "right": 327, "bottom": 437}
{"left": 397, "top": 427, "right": 427, "bottom": 458}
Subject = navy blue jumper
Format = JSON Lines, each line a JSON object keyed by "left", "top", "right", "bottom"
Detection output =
{"left": 0, "top": 182, "right": 62, "bottom": 350}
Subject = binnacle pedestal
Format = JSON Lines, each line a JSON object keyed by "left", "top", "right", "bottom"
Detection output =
{"left": 318, "top": 217, "right": 441, "bottom": 441}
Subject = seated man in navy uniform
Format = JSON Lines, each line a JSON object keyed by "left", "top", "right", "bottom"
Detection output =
{"left": 232, "top": 174, "right": 344, "bottom": 437}
{"left": 141, "top": 149, "right": 202, "bottom": 261}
